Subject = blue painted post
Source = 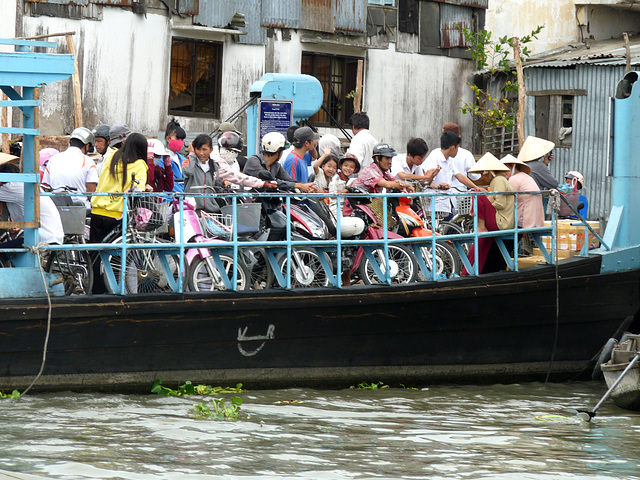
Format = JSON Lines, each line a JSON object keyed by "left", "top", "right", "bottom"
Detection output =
{"left": 611, "top": 72, "right": 640, "bottom": 248}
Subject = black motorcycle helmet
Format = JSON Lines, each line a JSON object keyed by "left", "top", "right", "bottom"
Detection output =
{"left": 218, "top": 131, "right": 244, "bottom": 152}
{"left": 372, "top": 142, "right": 397, "bottom": 159}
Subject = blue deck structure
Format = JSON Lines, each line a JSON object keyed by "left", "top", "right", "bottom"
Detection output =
{"left": 0, "top": 38, "right": 74, "bottom": 297}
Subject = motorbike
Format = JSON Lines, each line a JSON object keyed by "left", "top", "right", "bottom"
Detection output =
{"left": 340, "top": 187, "right": 418, "bottom": 285}
{"left": 172, "top": 195, "right": 250, "bottom": 292}
{"left": 239, "top": 171, "right": 333, "bottom": 289}
{"left": 391, "top": 194, "right": 462, "bottom": 279}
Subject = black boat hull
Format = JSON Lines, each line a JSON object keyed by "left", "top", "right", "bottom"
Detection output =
{"left": 1, "top": 255, "right": 639, "bottom": 391}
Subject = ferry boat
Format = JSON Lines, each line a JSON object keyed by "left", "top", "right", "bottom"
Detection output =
{"left": 1, "top": 39, "right": 640, "bottom": 392}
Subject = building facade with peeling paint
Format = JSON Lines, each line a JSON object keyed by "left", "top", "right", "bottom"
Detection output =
{"left": 0, "top": 0, "right": 490, "bottom": 154}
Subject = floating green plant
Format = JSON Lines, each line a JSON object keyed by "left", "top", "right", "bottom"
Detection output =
{"left": 350, "top": 381, "right": 389, "bottom": 390}
{"left": 0, "top": 390, "right": 20, "bottom": 399}
{"left": 151, "top": 379, "right": 245, "bottom": 396}
{"left": 192, "top": 397, "right": 243, "bottom": 421}
{"left": 274, "top": 399, "right": 305, "bottom": 404}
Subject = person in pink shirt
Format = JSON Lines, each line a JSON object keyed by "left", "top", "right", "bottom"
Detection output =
{"left": 352, "top": 143, "right": 412, "bottom": 194}
{"left": 501, "top": 154, "right": 544, "bottom": 229}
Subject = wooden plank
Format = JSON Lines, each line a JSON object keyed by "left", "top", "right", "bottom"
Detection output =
{"left": 354, "top": 59, "right": 363, "bottom": 114}
{"left": 0, "top": 92, "right": 8, "bottom": 154}
{"left": 512, "top": 37, "right": 526, "bottom": 150}
{"left": 0, "top": 221, "right": 39, "bottom": 229}
{"left": 548, "top": 95, "right": 562, "bottom": 145}
{"left": 17, "top": 31, "right": 76, "bottom": 40}
{"left": 0, "top": 39, "right": 57, "bottom": 48}
{"left": 0, "top": 100, "right": 40, "bottom": 107}
{"left": 535, "top": 96, "right": 549, "bottom": 139}
{"left": 624, "top": 32, "right": 631, "bottom": 74}
{"left": 0, "top": 127, "right": 39, "bottom": 135}
{"left": 65, "top": 34, "right": 83, "bottom": 129}
{"left": 527, "top": 89, "right": 587, "bottom": 96}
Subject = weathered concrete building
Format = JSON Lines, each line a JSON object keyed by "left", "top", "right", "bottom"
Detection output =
{"left": 0, "top": 0, "right": 492, "bottom": 153}
{"left": 487, "top": 0, "right": 640, "bottom": 55}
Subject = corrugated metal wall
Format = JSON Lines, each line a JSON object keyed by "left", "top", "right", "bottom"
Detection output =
{"left": 335, "top": 0, "right": 366, "bottom": 33}
{"left": 301, "top": 0, "right": 334, "bottom": 33}
{"left": 195, "top": 0, "right": 264, "bottom": 45}
{"left": 177, "top": 0, "right": 198, "bottom": 15}
{"left": 261, "top": 0, "right": 301, "bottom": 29}
{"left": 524, "top": 65, "right": 627, "bottom": 219}
{"left": 440, "top": 3, "right": 472, "bottom": 48}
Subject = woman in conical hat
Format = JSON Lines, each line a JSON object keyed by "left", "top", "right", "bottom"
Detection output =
{"left": 502, "top": 154, "right": 544, "bottom": 229}
{"left": 462, "top": 152, "right": 515, "bottom": 275}
{"left": 517, "top": 136, "right": 558, "bottom": 189}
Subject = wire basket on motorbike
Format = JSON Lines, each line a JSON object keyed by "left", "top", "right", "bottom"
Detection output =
{"left": 129, "top": 193, "right": 167, "bottom": 232}
{"left": 199, "top": 211, "right": 233, "bottom": 240}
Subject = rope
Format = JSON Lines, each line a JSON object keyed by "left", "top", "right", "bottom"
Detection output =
{"left": 21, "top": 243, "right": 53, "bottom": 396}
{"left": 545, "top": 192, "right": 561, "bottom": 384}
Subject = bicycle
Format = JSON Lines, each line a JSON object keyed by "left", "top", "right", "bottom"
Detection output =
{"left": 100, "top": 177, "right": 179, "bottom": 294}
{"left": 42, "top": 185, "right": 93, "bottom": 295}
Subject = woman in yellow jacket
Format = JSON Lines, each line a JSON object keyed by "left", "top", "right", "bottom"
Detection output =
{"left": 462, "top": 152, "right": 514, "bottom": 275}
{"left": 90, "top": 132, "right": 148, "bottom": 293}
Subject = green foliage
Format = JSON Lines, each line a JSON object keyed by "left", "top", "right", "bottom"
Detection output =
{"left": 350, "top": 381, "right": 389, "bottom": 390}
{"left": 0, "top": 390, "right": 20, "bottom": 399}
{"left": 192, "top": 397, "right": 243, "bottom": 421}
{"left": 151, "top": 379, "right": 245, "bottom": 396}
{"left": 458, "top": 25, "right": 544, "bottom": 130}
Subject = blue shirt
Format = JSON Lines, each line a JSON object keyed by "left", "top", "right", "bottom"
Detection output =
{"left": 171, "top": 154, "right": 185, "bottom": 193}
{"left": 282, "top": 151, "right": 312, "bottom": 183}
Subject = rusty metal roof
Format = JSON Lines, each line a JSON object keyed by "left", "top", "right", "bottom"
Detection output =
{"left": 433, "top": 0, "right": 488, "bottom": 9}
{"left": 524, "top": 36, "right": 640, "bottom": 68}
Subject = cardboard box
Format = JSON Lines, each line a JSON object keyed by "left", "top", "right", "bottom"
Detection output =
{"left": 517, "top": 255, "right": 548, "bottom": 269}
{"left": 532, "top": 248, "right": 575, "bottom": 259}
{"left": 540, "top": 220, "right": 600, "bottom": 252}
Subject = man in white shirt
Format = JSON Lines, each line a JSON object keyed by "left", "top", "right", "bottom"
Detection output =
{"left": 43, "top": 127, "right": 98, "bottom": 208}
{"left": 346, "top": 112, "right": 378, "bottom": 169}
{"left": 422, "top": 131, "right": 484, "bottom": 215}
{"left": 391, "top": 137, "right": 440, "bottom": 184}
{"left": 442, "top": 123, "right": 481, "bottom": 190}
{"left": 0, "top": 159, "right": 63, "bottom": 247}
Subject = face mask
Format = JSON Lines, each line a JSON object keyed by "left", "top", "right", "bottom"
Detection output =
{"left": 154, "top": 156, "right": 163, "bottom": 167}
{"left": 168, "top": 139, "right": 184, "bottom": 153}
{"left": 220, "top": 149, "right": 238, "bottom": 165}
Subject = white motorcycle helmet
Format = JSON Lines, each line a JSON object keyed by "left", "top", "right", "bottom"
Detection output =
{"left": 261, "top": 132, "right": 286, "bottom": 153}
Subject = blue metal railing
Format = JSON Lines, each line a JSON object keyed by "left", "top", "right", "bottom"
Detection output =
{"left": 16, "top": 188, "right": 586, "bottom": 295}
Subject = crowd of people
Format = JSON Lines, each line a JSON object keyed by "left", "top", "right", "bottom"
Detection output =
{"left": 0, "top": 110, "right": 585, "bottom": 284}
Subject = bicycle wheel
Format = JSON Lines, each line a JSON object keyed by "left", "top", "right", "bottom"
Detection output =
{"left": 246, "top": 249, "right": 274, "bottom": 290}
{"left": 436, "top": 220, "right": 463, "bottom": 236}
{"left": 103, "top": 234, "right": 180, "bottom": 294}
{"left": 416, "top": 243, "right": 462, "bottom": 281}
{"left": 277, "top": 247, "right": 332, "bottom": 288}
{"left": 187, "top": 254, "right": 250, "bottom": 292}
{"left": 45, "top": 248, "right": 94, "bottom": 295}
{"left": 359, "top": 244, "right": 417, "bottom": 285}
{"left": 437, "top": 220, "right": 469, "bottom": 255}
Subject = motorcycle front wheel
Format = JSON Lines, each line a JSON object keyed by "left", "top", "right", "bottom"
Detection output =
{"left": 277, "top": 247, "right": 333, "bottom": 288}
{"left": 187, "top": 254, "right": 250, "bottom": 292}
{"left": 359, "top": 244, "right": 417, "bottom": 285}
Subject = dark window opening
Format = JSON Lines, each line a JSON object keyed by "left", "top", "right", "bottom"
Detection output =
{"left": 535, "top": 94, "right": 574, "bottom": 147}
{"left": 169, "top": 38, "right": 223, "bottom": 118}
{"left": 301, "top": 53, "right": 360, "bottom": 127}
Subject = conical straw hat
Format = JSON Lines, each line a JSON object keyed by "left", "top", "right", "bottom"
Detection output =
{"left": 501, "top": 154, "right": 531, "bottom": 175}
{"left": 0, "top": 152, "right": 19, "bottom": 165}
{"left": 468, "top": 152, "right": 509, "bottom": 173}
{"left": 517, "top": 136, "right": 555, "bottom": 162}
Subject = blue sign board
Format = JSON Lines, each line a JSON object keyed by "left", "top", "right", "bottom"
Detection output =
{"left": 257, "top": 99, "right": 293, "bottom": 152}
